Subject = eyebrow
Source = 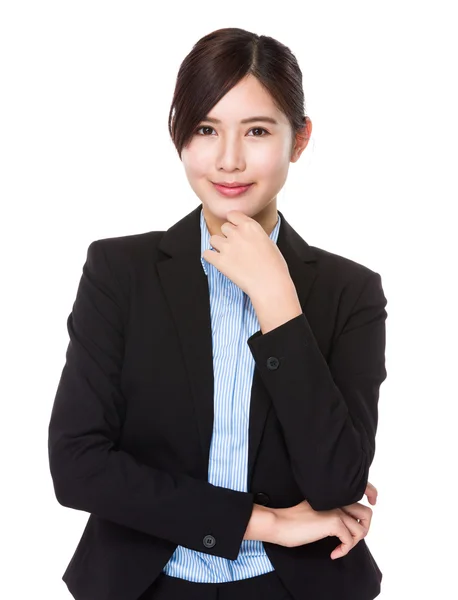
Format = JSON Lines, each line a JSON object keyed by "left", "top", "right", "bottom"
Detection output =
{"left": 202, "top": 115, "right": 279, "bottom": 125}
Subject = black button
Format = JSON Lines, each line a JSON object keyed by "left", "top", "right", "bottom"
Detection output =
{"left": 266, "top": 356, "right": 280, "bottom": 370}
{"left": 203, "top": 535, "right": 216, "bottom": 548}
{"left": 254, "top": 492, "right": 270, "bottom": 506}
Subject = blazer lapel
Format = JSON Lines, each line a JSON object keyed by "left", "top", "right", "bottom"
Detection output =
{"left": 156, "top": 204, "right": 318, "bottom": 487}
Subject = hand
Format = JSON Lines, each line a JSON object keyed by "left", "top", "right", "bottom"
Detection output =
{"left": 328, "top": 481, "right": 377, "bottom": 559}
{"left": 271, "top": 498, "right": 373, "bottom": 560}
{"left": 202, "top": 210, "right": 291, "bottom": 298}
{"left": 339, "top": 480, "right": 377, "bottom": 523}
{"left": 270, "top": 481, "right": 378, "bottom": 559}
{"left": 363, "top": 481, "right": 378, "bottom": 506}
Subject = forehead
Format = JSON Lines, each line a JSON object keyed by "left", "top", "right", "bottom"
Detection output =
{"left": 205, "top": 75, "right": 287, "bottom": 125}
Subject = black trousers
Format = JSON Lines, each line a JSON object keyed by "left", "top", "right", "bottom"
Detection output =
{"left": 138, "top": 570, "right": 294, "bottom": 600}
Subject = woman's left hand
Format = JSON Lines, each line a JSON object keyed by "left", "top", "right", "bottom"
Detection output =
{"left": 202, "top": 210, "right": 291, "bottom": 297}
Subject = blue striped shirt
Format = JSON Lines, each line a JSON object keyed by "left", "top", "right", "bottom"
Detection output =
{"left": 162, "top": 207, "right": 282, "bottom": 582}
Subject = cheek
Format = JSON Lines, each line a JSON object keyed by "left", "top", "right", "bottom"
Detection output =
{"left": 183, "top": 147, "right": 213, "bottom": 179}
{"left": 252, "top": 149, "right": 289, "bottom": 179}
{"left": 182, "top": 159, "right": 205, "bottom": 181}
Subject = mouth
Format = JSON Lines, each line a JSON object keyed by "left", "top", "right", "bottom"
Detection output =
{"left": 213, "top": 181, "right": 253, "bottom": 188}
{"left": 212, "top": 182, "right": 254, "bottom": 197}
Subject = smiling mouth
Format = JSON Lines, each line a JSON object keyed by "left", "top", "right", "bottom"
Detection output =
{"left": 211, "top": 182, "right": 254, "bottom": 198}
{"left": 213, "top": 182, "right": 253, "bottom": 188}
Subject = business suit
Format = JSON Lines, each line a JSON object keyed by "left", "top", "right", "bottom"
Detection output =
{"left": 48, "top": 202, "right": 387, "bottom": 600}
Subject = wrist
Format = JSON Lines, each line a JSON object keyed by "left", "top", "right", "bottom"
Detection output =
{"left": 249, "top": 277, "right": 296, "bottom": 306}
{"left": 243, "top": 504, "right": 277, "bottom": 542}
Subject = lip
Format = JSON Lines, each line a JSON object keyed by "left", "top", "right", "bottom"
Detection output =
{"left": 214, "top": 181, "right": 253, "bottom": 188}
{"left": 212, "top": 182, "right": 253, "bottom": 197}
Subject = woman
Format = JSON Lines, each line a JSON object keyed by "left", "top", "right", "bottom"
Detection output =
{"left": 48, "top": 27, "right": 387, "bottom": 600}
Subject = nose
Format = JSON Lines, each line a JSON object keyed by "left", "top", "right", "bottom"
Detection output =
{"left": 215, "top": 135, "right": 247, "bottom": 173}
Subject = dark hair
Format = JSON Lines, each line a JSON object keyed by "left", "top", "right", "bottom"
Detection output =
{"left": 168, "top": 28, "right": 308, "bottom": 160}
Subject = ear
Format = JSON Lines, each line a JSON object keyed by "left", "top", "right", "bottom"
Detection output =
{"left": 291, "top": 116, "right": 312, "bottom": 162}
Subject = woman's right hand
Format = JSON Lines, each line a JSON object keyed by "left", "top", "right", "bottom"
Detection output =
{"left": 270, "top": 498, "right": 373, "bottom": 560}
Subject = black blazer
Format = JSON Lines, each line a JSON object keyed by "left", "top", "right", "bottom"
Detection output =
{"left": 48, "top": 203, "right": 387, "bottom": 600}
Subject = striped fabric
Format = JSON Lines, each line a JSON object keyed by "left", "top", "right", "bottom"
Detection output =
{"left": 162, "top": 206, "right": 282, "bottom": 582}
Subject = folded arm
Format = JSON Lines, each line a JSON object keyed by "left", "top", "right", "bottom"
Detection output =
{"left": 246, "top": 272, "right": 387, "bottom": 511}
{"left": 48, "top": 240, "right": 254, "bottom": 560}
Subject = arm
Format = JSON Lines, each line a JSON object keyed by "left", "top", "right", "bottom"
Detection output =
{"left": 48, "top": 240, "right": 254, "bottom": 561}
{"left": 246, "top": 272, "right": 387, "bottom": 511}
{"left": 243, "top": 504, "right": 277, "bottom": 542}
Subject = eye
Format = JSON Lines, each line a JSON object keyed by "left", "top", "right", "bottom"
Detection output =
{"left": 248, "top": 127, "right": 269, "bottom": 137}
{"left": 195, "top": 126, "right": 215, "bottom": 136}
{"left": 194, "top": 126, "right": 270, "bottom": 137}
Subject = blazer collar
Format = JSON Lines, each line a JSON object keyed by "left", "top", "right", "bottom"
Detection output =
{"left": 158, "top": 203, "right": 316, "bottom": 264}
{"left": 156, "top": 204, "right": 318, "bottom": 486}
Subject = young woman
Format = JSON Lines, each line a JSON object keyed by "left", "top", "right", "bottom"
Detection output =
{"left": 48, "top": 27, "right": 387, "bottom": 600}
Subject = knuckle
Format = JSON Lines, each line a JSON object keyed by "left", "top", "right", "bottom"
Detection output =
{"left": 333, "top": 515, "right": 343, "bottom": 528}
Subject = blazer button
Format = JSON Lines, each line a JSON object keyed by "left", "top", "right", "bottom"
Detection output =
{"left": 266, "top": 356, "right": 280, "bottom": 370}
{"left": 203, "top": 535, "right": 216, "bottom": 548}
{"left": 254, "top": 492, "right": 270, "bottom": 506}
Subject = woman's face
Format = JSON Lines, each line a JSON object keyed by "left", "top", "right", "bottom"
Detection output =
{"left": 180, "top": 74, "right": 311, "bottom": 237}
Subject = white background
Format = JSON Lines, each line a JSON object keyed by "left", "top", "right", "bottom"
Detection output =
{"left": 1, "top": 1, "right": 456, "bottom": 598}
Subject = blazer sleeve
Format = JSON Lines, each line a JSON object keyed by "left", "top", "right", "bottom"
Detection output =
{"left": 48, "top": 240, "right": 254, "bottom": 561}
{"left": 246, "top": 271, "right": 387, "bottom": 511}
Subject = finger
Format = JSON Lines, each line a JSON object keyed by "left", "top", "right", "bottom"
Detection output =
{"left": 220, "top": 222, "right": 237, "bottom": 237}
{"left": 209, "top": 235, "right": 227, "bottom": 251}
{"left": 330, "top": 518, "right": 354, "bottom": 560}
{"left": 202, "top": 249, "right": 219, "bottom": 264}
{"left": 339, "top": 510, "right": 368, "bottom": 541}
{"left": 365, "top": 482, "right": 378, "bottom": 505}
{"left": 366, "top": 481, "right": 375, "bottom": 491}
{"left": 340, "top": 504, "right": 372, "bottom": 533}
{"left": 330, "top": 514, "right": 367, "bottom": 560}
